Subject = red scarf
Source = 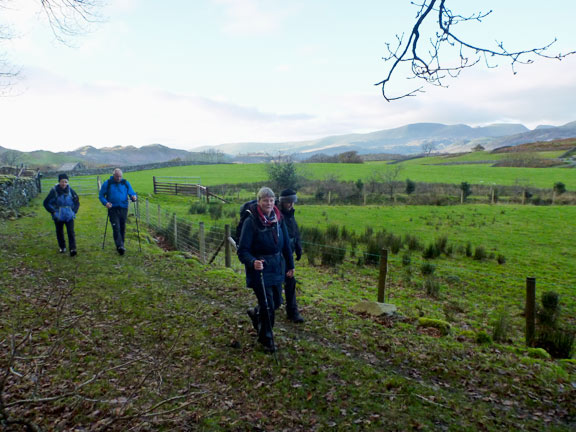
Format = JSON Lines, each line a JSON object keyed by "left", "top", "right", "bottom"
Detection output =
{"left": 256, "top": 205, "right": 282, "bottom": 227}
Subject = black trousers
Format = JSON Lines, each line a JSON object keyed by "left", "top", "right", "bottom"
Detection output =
{"left": 108, "top": 207, "right": 128, "bottom": 249}
{"left": 252, "top": 282, "right": 282, "bottom": 346}
{"left": 54, "top": 219, "right": 76, "bottom": 250}
{"left": 284, "top": 275, "right": 299, "bottom": 317}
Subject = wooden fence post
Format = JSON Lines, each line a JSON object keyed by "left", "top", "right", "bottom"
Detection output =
{"left": 153, "top": 176, "right": 157, "bottom": 194}
{"left": 225, "top": 224, "right": 231, "bottom": 268}
{"left": 526, "top": 277, "right": 536, "bottom": 346}
{"left": 173, "top": 214, "right": 178, "bottom": 249}
{"left": 328, "top": 191, "right": 331, "bottom": 204}
{"left": 206, "top": 187, "right": 210, "bottom": 204}
{"left": 199, "top": 221, "right": 206, "bottom": 264}
{"left": 378, "top": 248, "right": 388, "bottom": 303}
{"left": 97, "top": 176, "right": 101, "bottom": 192}
{"left": 145, "top": 199, "right": 150, "bottom": 226}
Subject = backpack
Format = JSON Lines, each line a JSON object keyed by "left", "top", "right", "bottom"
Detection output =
{"left": 53, "top": 186, "right": 76, "bottom": 222}
{"left": 104, "top": 178, "right": 127, "bottom": 200}
{"left": 233, "top": 199, "right": 257, "bottom": 244}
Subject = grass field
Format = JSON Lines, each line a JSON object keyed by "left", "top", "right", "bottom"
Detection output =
{"left": 84, "top": 158, "right": 576, "bottom": 192}
{"left": 1, "top": 194, "right": 575, "bottom": 430}
{"left": 131, "top": 195, "right": 576, "bottom": 331}
{"left": 6, "top": 161, "right": 575, "bottom": 430}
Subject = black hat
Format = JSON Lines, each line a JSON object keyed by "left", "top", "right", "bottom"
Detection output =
{"left": 58, "top": 173, "right": 69, "bottom": 181}
{"left": 279, "top": 188, "right": 297, "bottom": 203}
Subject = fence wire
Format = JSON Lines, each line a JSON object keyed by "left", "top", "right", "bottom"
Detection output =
{"left": 140, "top": 201, "right": 574, "bottom": 298}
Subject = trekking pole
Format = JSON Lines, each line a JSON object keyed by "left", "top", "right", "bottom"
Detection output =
{"left": 102, "top": 211, "right": 109, "bottom": 250}
{"left": 260, "top": 270, "right": 279, "bottom": 365}
{"left": 133, "top": 200, "right": 142, "bottom": 253}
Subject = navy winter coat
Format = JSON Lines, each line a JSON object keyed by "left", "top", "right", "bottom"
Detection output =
{"left": 99, "top": 177, "right": 137, "bottom": 209}
{"left": 279, "top": 206, "right": 302, "bottom": 258}
{"left": 43, "top": 185, "right": 80, "bottom": 222}
{"left": 238, "top": 204, "right": 294, "bottom": 289}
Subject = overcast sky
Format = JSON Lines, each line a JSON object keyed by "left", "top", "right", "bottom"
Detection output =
{"left": 1, "top": 0, "right": 575, "bottom": 152}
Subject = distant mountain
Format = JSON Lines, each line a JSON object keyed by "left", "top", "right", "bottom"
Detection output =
{"left": 488, "top": 121, "right": 576, "bottom": 149}
{"left": 202, "top": 123, "right": 531, "bottom": 156}
{"left": 4, "top": 121, "right": 576, "bottom": 168}
{"left": 63, "top": 144, "right": 192, "bottom": 165}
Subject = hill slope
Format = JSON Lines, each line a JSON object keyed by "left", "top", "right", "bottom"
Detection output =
{"left": 0, "top": 197, "right": 574, "bottom": 430}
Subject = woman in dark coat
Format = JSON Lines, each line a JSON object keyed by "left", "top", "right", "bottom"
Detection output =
{"left": 43, "top": 173, "right": 80, "bottom": 256}
{"left": 238, "top": 187, "right": 294, "bottom": 353}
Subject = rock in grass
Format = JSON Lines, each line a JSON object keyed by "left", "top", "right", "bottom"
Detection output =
{"left": 352, "top": 301, "right": 397, "bottom": 317}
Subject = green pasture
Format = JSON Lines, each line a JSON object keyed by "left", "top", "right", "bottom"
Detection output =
{"left": 134, "top": 194, "right": 576, "bottom": 332}
{"left": 117, "top": 164, "right": 267, "bottom": 195}
{"left": 2, "top": 186, "right": 575, "bottom": 429}
{"left": 296, "top": 204, "right": 575, "bottom": 318}
{"left": 88, "top": 159, "right": 576, "bottom": 192}
{"left": 405, "top": 150, "right": 566, "bottom": 163}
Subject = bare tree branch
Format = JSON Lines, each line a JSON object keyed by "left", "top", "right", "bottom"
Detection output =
{"left": 376, "top": 0, "right": 576, "bottom": 100}
{"left": 39, "top": 0, "right": 103, "bottom": 45}
{"left": 0, "top": 0, "right": 103, "bottom": 86}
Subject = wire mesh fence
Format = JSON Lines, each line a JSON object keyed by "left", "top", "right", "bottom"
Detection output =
{"left": 140, "top": 199, "right": 574, "bottom": 307}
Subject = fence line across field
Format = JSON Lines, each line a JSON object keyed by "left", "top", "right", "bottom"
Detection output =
{"left": 139, "top": 199, "right": 568, "bottom": 343}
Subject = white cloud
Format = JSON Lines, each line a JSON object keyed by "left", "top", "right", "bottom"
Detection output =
{"left": 212, "top": 0, "right": 291, "bottom": 35}
{"left": 2, "top": 51, "right": 576, "bottom": 154}
{"left": 0, "top": 67, "right": 318, "bottom": 152}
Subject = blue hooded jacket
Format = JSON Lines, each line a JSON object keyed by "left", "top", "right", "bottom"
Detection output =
{"left": 99, "top": 176, "right": 137, "bottom": 209}
{"left": 43, "top": 184, "right": 80, "bottom": 222}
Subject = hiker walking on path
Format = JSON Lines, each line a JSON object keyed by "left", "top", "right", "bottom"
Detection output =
{"left": 238, "top": 187, "right": 295, "bottom": 353}
{"left": 278, "top": 188, "right": 305, "bottom": 323}
{"left": 43, "top": 173, "right": 80, "bottom": 257}
{"left": 99, "top": 168, "right": 137, "bottom": 255}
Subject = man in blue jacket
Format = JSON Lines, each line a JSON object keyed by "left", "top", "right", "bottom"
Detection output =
{"left": 99, "top": 168, "right": 137, "bottom": 255}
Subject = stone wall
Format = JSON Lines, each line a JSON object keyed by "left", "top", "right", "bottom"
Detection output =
{"left": 41, "top": 160, "right": 221, "bottom": 179}
{"left": 0, "top": 177, "right": 40, "bottom": 218}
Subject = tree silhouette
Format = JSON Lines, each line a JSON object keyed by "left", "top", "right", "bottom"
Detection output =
{"left": 376, "top": 0, "right": 576, "bottom": 101}
{"left": 1, "top": 0, "right": 102, "bottom": 87}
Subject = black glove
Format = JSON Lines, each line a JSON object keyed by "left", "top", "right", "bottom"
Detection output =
{"left": 295, "top": 249, "right": 302, "bottom": 261}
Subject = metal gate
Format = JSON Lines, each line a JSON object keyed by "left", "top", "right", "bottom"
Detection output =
{"left": 41, "top": 176, "right": 100, "bottom": 196}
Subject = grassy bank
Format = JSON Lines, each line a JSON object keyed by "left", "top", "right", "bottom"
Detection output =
{"left": 1, "top": 197, "right": 574, "bottom": 431}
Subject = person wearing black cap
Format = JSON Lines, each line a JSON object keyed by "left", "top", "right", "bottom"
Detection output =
{"left": 43, "top": 173, "right": 80, "bottom": 256}
{"left": 278, "top": 188, "right": 305, "bottom": 323}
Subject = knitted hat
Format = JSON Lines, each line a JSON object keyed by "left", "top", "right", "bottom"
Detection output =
{"left": 58, "top": 173, "right": 69, "bottom": 181}
{"left": 279, "top": 188, "right": 297, "bottom": 203}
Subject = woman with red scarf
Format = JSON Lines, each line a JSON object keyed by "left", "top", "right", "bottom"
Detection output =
{"left": 238, "top": 187, "right": 295, "bottom": 353}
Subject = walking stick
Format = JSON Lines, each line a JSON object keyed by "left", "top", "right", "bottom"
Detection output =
{"left": 102, "top": 211, "right": 109, "bottom": 250}
{"left": 260, "top": 271, "right": 279, "bottom": 365}
{"left": 133, "top": 200, "right": 142, "bottom": 253}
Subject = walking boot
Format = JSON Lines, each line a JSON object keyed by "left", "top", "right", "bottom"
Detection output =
{"left": 247, "top": 307, "right": 260, "bottom": 332}
{"left": 287, "top": 311, "right": 305, "bottom": 324}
